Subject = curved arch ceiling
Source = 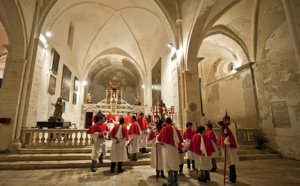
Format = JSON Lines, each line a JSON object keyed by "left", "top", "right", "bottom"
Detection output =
{"left": 87, "top": 58, "right": 142, "bottom": 91}
{"left": 42, "top": 0, "right": 175, "bottom": 80}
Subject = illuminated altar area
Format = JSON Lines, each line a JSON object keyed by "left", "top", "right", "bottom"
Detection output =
{"left": 81, "top": 77, "right": 144, "bottom": 128}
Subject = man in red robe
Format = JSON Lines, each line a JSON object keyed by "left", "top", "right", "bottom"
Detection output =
{"left": 118, "top": 114, "right": 124, "bottom": 122}
{"left": 158, "top": 117, "right": 183, "bottom": 186}
{"left": 189, "top": 126, "right": 215, "bottom": 182}
{"left": 106, "top": 112, "right": 116, "bottom": 140}
{"left": 137, "top": 112, "right": 148, "bottom": 153}
{"left": 106, "top": 112, "right": 116, "bottom": 122}
{"left": 183, "top": 122, "right": 196, "bottom": 172}
{"left": 124, "top": 113, "right": 132, "bottom": 124}
{"left": 218, "top": 121, "right": 238, "bottom": 184}
{"left": 128, "top": 116, "right": 141, "bottom": 161}
{"left": 86, "top": 115, "right": 109, "bottom": 172}
{"left": 205, "top": 122, "right": 219, "bottom": 172}
{"left": 109, "top": 118, "right": 128, "bottom": 173}
{"left": 148, "top": 120, "right": 165, "bottom": 178}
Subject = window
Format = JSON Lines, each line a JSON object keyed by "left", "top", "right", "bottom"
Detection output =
{"left": 228, "top": 62, "right": 235, "bottom": 72}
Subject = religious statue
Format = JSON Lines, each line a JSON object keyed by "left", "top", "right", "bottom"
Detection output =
{"left": 87, "top": 92, "right": 93, "bottom": 103}
{"left": 134, "top": 95, "right": 140, "bottom": 105}
{"left": 159, "top": 97, "right": 166, "bottom": 120}
{"left": 52, "top": 97, "right": 63, "bottom": 118}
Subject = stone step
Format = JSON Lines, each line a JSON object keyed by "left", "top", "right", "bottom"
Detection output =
{"left": 18, "top": 147, "right": 152, "bottom": 154}
{"left": 6, "top": 149, "right": 273, "bottom": 162}
{"left": 0, "top": 154, "right": 281, "bottom": 170}
{"left": 0, "top": 153, "right": 151, "bottom": 162}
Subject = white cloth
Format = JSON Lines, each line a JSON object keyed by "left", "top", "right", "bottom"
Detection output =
{"left": 200, "top": 134, "right": 207, "bottom": 156}
{"left": 91, "top": 138, "right": 107, "bottom": 160}
{"left": 211, "top": 140, "right": 219, "bottom": 158}
{"left": 150, "top": 135, "right": 164, "bottom": 170}
{"left": 106, "top": 121, "right": 114, "bottom": 132}
{"left": 192, "top": 151, "right": 212, "bottom": 170}
{"left": 128, "top": 134, "right": 141, "bottom": 154}
{"left": 178, "top": 152, "right": 184, "bottom": 165}
{"left": 184, "top": 139, "right": 193, "bottom": 159}
{"left": 172, "top": 126, "right": 180, "bottom": 148}
{"left": 110, "top": 125, "right": 128, "bottom": 162}
{"left": 221, "top": 136, "right": 239, "bottom": 166}
{"left": 140, "top": 131, "right": 148, "bottom": 148}
{"left": 161, "top": 144, "right": 180, "bottom": 172}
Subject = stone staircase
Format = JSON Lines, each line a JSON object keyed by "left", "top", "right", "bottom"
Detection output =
{"left": 0, "top": 143, "right": 281, "bottom": 170}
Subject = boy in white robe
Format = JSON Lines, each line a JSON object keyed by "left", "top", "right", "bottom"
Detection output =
{"left": 158, "top": 117, "right": 183, "bottom": 186}
{"left": 189, "top": 126, "right": 216, "bottom": 182}
{"left": 109, "top": 118, "right": 128, "bottom": 173}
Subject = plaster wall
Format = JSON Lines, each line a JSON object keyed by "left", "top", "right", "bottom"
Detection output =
{"left": 33, "top": 13, "right": 83, "bottom": 128}
{"left": 202, "top": 72, "right": 247, "bottom": 128}
{"left": 255, "top": 6, "right": 300, "bottom": 160}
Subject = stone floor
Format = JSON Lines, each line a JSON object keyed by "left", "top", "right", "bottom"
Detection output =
{"left": 0, "top": 159, "right": 299, "bottom": 186}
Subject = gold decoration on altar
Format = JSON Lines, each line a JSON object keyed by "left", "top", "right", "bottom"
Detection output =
{"left": 106, "top": 77, "right": 123, "bottom": 104}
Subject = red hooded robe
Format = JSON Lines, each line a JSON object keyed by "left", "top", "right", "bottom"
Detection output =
{"left": 189, "top": 133, "right": 216, "bottom": 156}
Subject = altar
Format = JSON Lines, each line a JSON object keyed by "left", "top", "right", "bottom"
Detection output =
{"left": 81, "top": 77, "right": 144, "bottom": 128}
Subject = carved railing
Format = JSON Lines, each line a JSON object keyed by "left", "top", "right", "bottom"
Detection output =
{"left": 214, "top": 128, "right": 256, "bottom": 145}
{"left": 20, "top": 129, "right": 93, "bottom": 148}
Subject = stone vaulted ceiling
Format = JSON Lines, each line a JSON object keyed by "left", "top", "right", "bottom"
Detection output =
{"left": 41, "top": 0, "right": 174, "bottom": 81}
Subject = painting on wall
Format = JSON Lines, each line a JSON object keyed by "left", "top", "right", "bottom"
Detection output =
{"left": 61, "top": 65, "right": 72, "bottom": 101}
{"left": 47, "top": 75, "right": 56, "bottom": 95}
{"left": 50, "top": 49, "right": 60, "bottom": 75}
{"left": 74, "top": 76, "right": 79, "bottom": 92}
{"left": 152, "top": 57, "right": 161, "bottom": 108}
{"left": 73, "top": 93, "right": 77, "bottom": 105}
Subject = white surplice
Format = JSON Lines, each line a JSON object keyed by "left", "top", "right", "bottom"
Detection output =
{"left": 110, "top": 125, "right": 128, "bottom": 162}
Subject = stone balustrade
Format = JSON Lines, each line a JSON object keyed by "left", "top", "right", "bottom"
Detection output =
{"left": 20, "top": 129, "right": 93, "bottom": 148}
{"left": 214, "top": 128, "right": 256, "bottom": 145}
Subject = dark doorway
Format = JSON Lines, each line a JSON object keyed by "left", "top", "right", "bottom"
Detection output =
{"left": 85, "top": 112, "right": 93, "bottom": 128}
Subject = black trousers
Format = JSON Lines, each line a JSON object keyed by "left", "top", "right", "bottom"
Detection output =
{"left": 179, "top": 164, "right": 183, "bottom": 172}
{"left": 229, "top": 165, "right": 236, "bottom": 182}
{"left": 187, "top": 159, "right": 195, "bottom": 169}
{"left": 110, "top": 162, "right": 123, "bottom": 171}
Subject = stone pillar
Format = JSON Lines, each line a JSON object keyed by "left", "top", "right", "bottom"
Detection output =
{"left": 0, "top": 57, "right": 26, "bottom": 151}
{"left": 10, "top": 0, "right": 44, "bottom": 152}
{"left": 171, "top": 53, "right": 183, "bottom": 129}
{"left": 184, "top": 58, "right": 203, "bottom": 127}
{"left": 236, "top": 62, "right": 259, "bottom": 128}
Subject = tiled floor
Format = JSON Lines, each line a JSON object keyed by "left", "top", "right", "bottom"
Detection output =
{"left": 0, "top": 159, "right": 299, "bottom": 186}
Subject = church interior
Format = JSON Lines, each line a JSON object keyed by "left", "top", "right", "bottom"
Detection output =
{"left": 0, "top": 0, "right": 299, "bottom": 185}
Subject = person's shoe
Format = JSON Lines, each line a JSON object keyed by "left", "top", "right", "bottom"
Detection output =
{"left": 197, "top": 177, "right": 206, "bottom": 182}
{"left": 179, "top": 172, "right": 185, "bottom": 176}
{"left": 90, "top": 168, "right": 96, "bottom": 172}
{"left": 162, "top": 182, "right": 172, "bottom": 186}
{"left": 207, "top": 178, "right": 211, "bottom": 181}
{"left": 161, "top": 174, "right": 165, "bottom": 178}
{"left": 174, "top": 182, "right": 178, "bottom": 186}
{"left": 110, "top": 169, "right": 114, "bottom": 173}
{"left": 118, "top": 168, "right": 125, "bottom": 173}
{"left": 130, "top": 159, "right": 137, "bottom": 161}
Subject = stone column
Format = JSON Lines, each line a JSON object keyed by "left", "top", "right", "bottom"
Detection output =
{"left": 184, "top": 58, "right": 203, "bottom": 127}
{"left": 10, "top": 0, "right": 44, "bottom": 152}
{"left": 236, "top": 62, "right": 259, "bottom": 128}
{"left": 0, "top": 57, "right": 26, "bottom": 151}
{"left": 171, "top": 53, "right": 183, "bottom": 129}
